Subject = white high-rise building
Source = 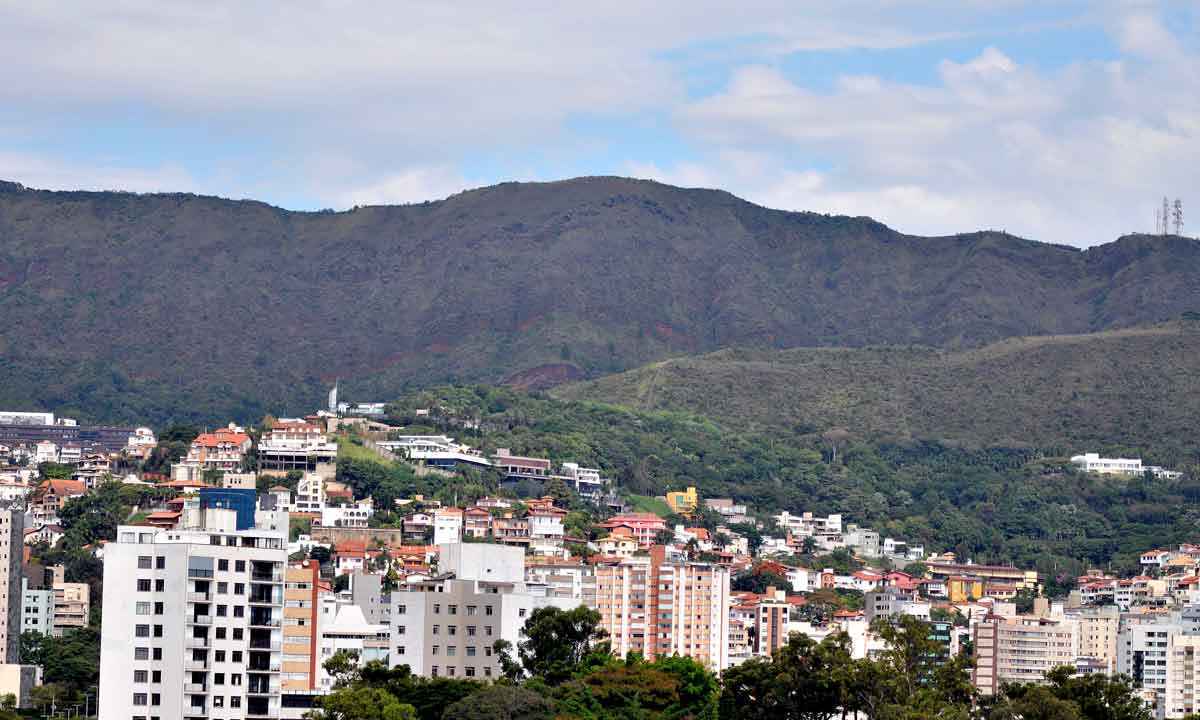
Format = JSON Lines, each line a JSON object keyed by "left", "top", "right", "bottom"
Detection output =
{"left": 389, "top": 544, "right": 578, "bottom": 679}
{"left": 100, "top": 492, "right": 288, "bottom": 720}
{"left": 0, "top": 508, "right": 24, "bottom": 663}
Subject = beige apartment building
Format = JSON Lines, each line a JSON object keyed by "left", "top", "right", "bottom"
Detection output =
{"left": 1069, "top": 605, "right": 1119, "bottom": 674}
{"left": 51, "top": 582, "right": 89, "bottom": 636}
{"left": 282, "top": 561, "right": 321, "bottom": 692}
{"left": 973, "top": 614, "right": 1079, "bottom": 695}
{"left": 594, "top": 546, "right": 730, "bottom": 670}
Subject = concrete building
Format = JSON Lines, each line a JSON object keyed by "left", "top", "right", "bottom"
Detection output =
{"left": 258, "top": 422, "right": 337, "bottom": 474}
{"left": 52, "top": 581, "right": 89, "bottom": 636}
{"left": 1070, "top": 453, "right": 1181, "bottom": 480}
{"left": 99, "top": 491, "right": 289, "bottom": 720}
{"left": 0, "top": 663, "right": 41, "bottom": 708}
{"left": 389, "top": 543, "right": 574, "bottom": 679}
{"left": 315, "top": 604, "right": 388, "bottom": 692}
{"left": 433, "top": 508, "right": 464, "bottom": 546}
{"left": 593, "top": 546, "right": 730, "bottom": 670}
{"left": 1067, "top": 605, "right": 1119, "bottom": 674}
{"left": 282, "top": 561, "right": 321, "bottom": 694}
{"left": 0, "top": 508, "right": 23, "bottom": 663}
{"left": 972, "top": 613, "right": 1079, "bottom": 695}
{"left": 20, "top": 577, "right": 53, "bottom": 636}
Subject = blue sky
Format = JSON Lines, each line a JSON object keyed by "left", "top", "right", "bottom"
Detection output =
{"left": 1, "top": 1, "right": 1197, "bottom": 246}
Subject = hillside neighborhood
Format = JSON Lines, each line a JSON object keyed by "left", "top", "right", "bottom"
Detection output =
{"left": 0, "top": 400, "right": 1195, "bottom": 718}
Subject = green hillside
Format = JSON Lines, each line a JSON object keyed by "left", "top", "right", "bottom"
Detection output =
{"left": 3, "top": 177, "right": 1200, "bottom": 424}
{"left": 557, "top": 322, "right": 1200, "bottom": 464}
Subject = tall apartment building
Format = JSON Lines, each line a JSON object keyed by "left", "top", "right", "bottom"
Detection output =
{"left": 972, "top": 613, "right": 1079, "bottom": 695}
{"left": 1067, "top": 605, "right": 1119, "bottom": 674}
{"left": 282, "top": 561, "right": 320, "bottom": 694}
{"left": 99, "top": 489, "right": 288, "bottom": 720}
{"left": 1116, "top": 621, "right": 1200, "bottom": 719}
{"left": 594, "top": 546, "right": 730, "bottom": 670}
{"left": 389, "top": 543, "right": 577, "bottom": 680}
{"left": 0, "top": 508, "right": 24, "bottom": 663}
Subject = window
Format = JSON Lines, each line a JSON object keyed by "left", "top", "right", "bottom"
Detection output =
{"left": 431, "top": 666, "right": 439, "bottom": 677}
{"left": 465, "top": 666, "right": 476, "bottom": 677}
{"left": 448, "top": 605, "right": 458, "bottom": 615}
{"left": 135, "top": 625, "right": 150, "bottom": 638}
{"left": 155, "top": 579, "right": 165, "bottom": 592}
{"left": 447, "top": 666, "right": 456, "bottom": 677}
{"left": 485, "top": 626, "right": 493, "bottom": 637}
{"left": 467, "top": 626, "right": 476, "bottom": 637}
{"left": 484, "top": 667, "right": 492, "bottom": 677}
{"left": 154, "top": 602, "right": 164, "bottom": 615}
{"left": 396, "top": 646, "right": 405, "bottom": 655}
{"left": 232, "top": 651, "right": 242, "bottom": 662}
{"left": 448, "top": 626, "right": 457, "bottom": 637}
{"left": 397, "top": 604, "right": 407, "bottom": 615}
{"left": 216, "top": 628, "right": 227, "bottom": 639}
{"left": 447, "top": 646, "right": 456, "bottom": 656}
{"left": 396, "top": 626, "right": 406, "bottom": 635}
{"left": 485, "top": 646, "right": 493, "bottom": 657}
{"left": 136, "top": 602, "right": 152, "bottom": 615}
{"left": 231, "top": 674, "right": 242, "bottom": 686}
{"left": 432, "top": 625, "right": 439, "bottom": 635}
{"left": 216, "top": 605, "right": 227, "bottom": 617}
{"left": 232, "top": 628, "right": 243, "bottom": 640}
{"left": 156, "top": 556, "right": 165, "bottom": 569}
{"left": 135, "top": 647, "right": 149, "bottom": 660}
{"left": 213, "top": 697, "right": 224, "bottom": 708}
{"left": 467, "top": 605, "right": 477, "bottom": 616}
{"left": 152, "top": 670, "right": 161, "bottom": 683}
{"left": 151, "top": 694, "right": 160, "bottom": 706}
{"left": 233, "top": 605, "right": 244, "bottom": 618}
{"left": 215, "top": 651, "right": 226, "bottom": 662}
{"left": 153, "top": 625, "right": 163, "bottom": 637}
{"left": 215, "top": 673, "right": 225, "bottom": 685}
{"left": 218, "top": 560, "right": 229, "bottom": 571}
{"left": 134, "top": 670, "right": 148, "bottom": 683}
{"left": 234, "top": 583, "right": 245, "bottom": 595}
{"left": 137, "top": 579, "right": 152, "bottom": 592}
{"left": 235, "top": 560, "right": 246, "bottom": 572}
{"left": 231, "top": 697, "right": 241, "bottom": 708}
{"left": 485, "top": 605, "right": 494, "bottom": 616}
{"left": 138, "top": 556, "right": 153, "bottom": 569}
{"left": 519, "top": 608, "right": 526, "bottom": 618}
{"left": 434, "top": 604, "right": 441, "bottom": 614}
{"left": 133, "top": 693, "right": 148, "bottom": 706}
{"left": 432, "top": 646, "right": 439, "bottom": 656}
{"left": 217, "top": 582, "right": 228, "bottom": 594}
{"left": 153, "top": 648, "right": 162, "bottom": 661}
{"left": 467, "top": 646, "right": 476, "bottom": 657}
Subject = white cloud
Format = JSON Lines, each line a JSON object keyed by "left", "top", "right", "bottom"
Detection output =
{"left": 659, "top": 12, "right": 1200, "bottom": 246}
{"left": 336, "top": 166, "right": 472, "bottom": 207}
{"left": 0, "top": 152, "right": 196, "bottom": 195}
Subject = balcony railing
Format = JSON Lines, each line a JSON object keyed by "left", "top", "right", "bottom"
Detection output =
{"left": 186, "top": 636, "right": 210, "bottom": 648}
{"left": 189, "top": 615, "right": 213, "bottom": 625}
{"left": 187, "top": 592, "right": 211, "bottom": 602}
{"left": 184, "top": 683, "right": 208, "bottom": 693}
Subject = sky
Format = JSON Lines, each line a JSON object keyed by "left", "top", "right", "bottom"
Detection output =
{"left": 1, "top": 1, "right": 1197, "bottom": 247}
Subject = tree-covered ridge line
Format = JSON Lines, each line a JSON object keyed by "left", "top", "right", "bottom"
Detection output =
{"left": 557, "top": 320, "right": 1200, "bottom": 466}
{"left": 380, "top": 385, "right": 1200, "bottom": 578}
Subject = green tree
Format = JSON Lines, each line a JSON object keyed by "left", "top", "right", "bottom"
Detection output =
{"left": 440, "top": 686, "right": 554, "bottom": 720}
{"left": 310, "top": 685, "right": 418, "bottom": 720}
{"left": 516, "top": 606, "right": 610, "bottom": 685}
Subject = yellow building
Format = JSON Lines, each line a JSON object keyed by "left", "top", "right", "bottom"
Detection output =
{"left": 947, "top": 576, "right": 985, "bottom": 603}
{"left": 665, "top": 486, "right": 699, "bottom": 516}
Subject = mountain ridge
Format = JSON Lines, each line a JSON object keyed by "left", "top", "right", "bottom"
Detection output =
{"left": 1, "top": 176, "right": 1198, "bottom": 424}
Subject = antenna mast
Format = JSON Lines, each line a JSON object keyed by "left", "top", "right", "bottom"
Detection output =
{"left": 1173, "top": 198, "right": 1184, "bottom": 236}
{"left": 1163, "top": 197, "right": 1171, "bottom": 236}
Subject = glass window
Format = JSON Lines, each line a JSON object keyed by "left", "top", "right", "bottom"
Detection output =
{"left": 138, "top": 556, "right": 153, "bottom": 569}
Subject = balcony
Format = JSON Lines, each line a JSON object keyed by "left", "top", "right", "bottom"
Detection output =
{"left": 184, "top": 683, "right": 208, "bottom": 693}
{"left": 186, "top": 636, "right": 210, "bottom": 648}
{"left": 184, "top": 660, "right": 209, "bottom": 671}
{"left": 249, "top": 641, "right": 282, "bottom": 652}
{"left": 189, "top": 615, "right": 213, "bottom": 625}
{"left": 187, "top": 591, "right": 211, "bottom": 602}
{"left": 188, "top": 568, "right": 214, "bottom": 578}
{"left": 249, "top": 617, "right": 281, "bottom": 628}
{"left": 251, "top": 570, "right": 284, "bottom": 583}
